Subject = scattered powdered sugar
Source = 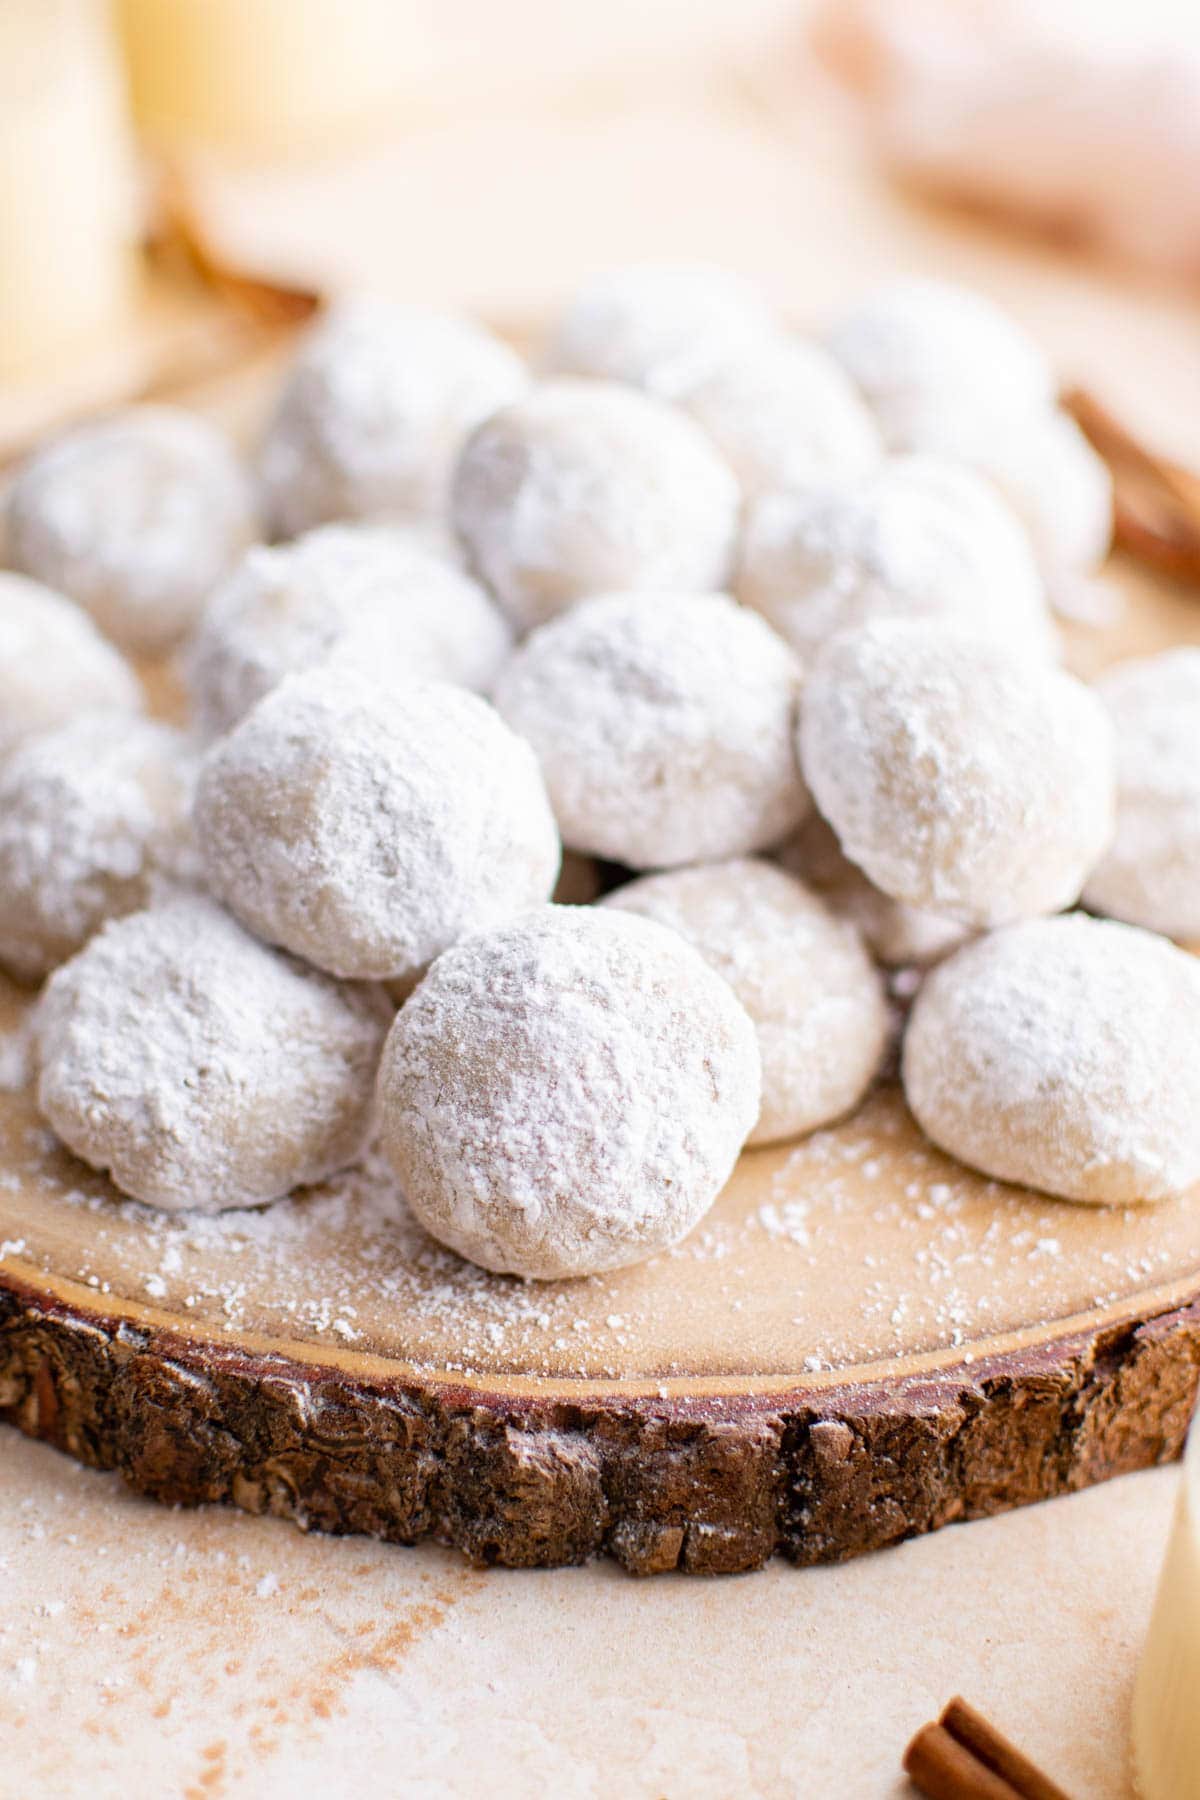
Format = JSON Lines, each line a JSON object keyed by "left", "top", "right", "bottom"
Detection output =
{"left": 903, "top": 915, "right": 1200, "bottom": 1205}
{"left": 602, "top": 858, "right": 888, "bottom": 1146}
{"left": 451, "top": 379, "right": 741, "bottom": 632}
{"left": 259, "top": 298, "right": 528, "bottom": 537}
{"left": 493, "top": 591, "right": 809, "bottom": 868}
{"left": 5, "top": 406, "right": 256, "bottom": 655}
{"left": 0, "top": 713, "right": 198, "bottom": 982}
{"left": 34, "top": 894, "right": 391, "bottom": 1214}
{"left": 184, "top": 523, "right": 513, "bottom": 738}
{"left": 737, "top": 454, "right": 1053, "bottom": 666}
{"left": 0, "top": 572, "right": 142, "bottom": 761}
{"left": 195, "top": 666, "right": 561, "bottom": 983}
{"left": 377, "top": 906, "right": 761, "bottom": 1279}
{"left": 1, "top": 1074, "right": 1190, "bottom": 1379}
{"left": 799, "top": 617, "right": 1116, "bottom": 927}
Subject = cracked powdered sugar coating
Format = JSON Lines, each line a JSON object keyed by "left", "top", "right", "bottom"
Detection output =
{"left": 799, "top": 618, "right": 1115, "bottom": 927}
{"left": 1083, "top": 647, "right": 1200, "bottom": 940}
{"left": 5, "top": 407, "right": 256, "bottom": 655}
{"left": 493, "top": 590, "right": 809, "bottom": 868}
{"left": 451, "top": 379, "right": 741, "bottom": 632}
{"left": 195, "top": 664, "right": 560, "bottom": 982}
{"left": 35, "top": 895, "right": 391, "bottom": 1214}
{"left": 184, "top": 522, "right": 512, "bottom": 738}
{"left": 543, "top": 262, "right": 775, "bottom": 399}
{"left": 0, "top": 714, "right": 197, "bottom": 982}
{"left": 376, "top": 905, "right": 761, "bottom": 1278}
{"left": 0, "top": 573, "right": 142, "bottom": 759}
{"left": 903, "top": 914, "right": 1200, "bottom": 1205}
{"left": 737, "top": 454, "right": 1052, "bottom": 665}
{"left": 602, "top": 859, "right": 889, "bottom": 1146}
{"left": 259, "top": 299, "right": 528, "bottom": 538}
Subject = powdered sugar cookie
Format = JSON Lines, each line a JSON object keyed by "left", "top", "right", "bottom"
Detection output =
{"left": 6, "top": 407, "right": 256, "bottom": 654}
{"left": 0, "top": 714, "right": 196, "bottom": 982}
{"left": 824, "top": 277, "right": 1053, "bottom": 449}
{"left": 903, "top": 914, "right": 1200, "bottom": 1204}
{"left": 184, "top": 523, "right": 512, "bottom": 738}
{"left": 0, "top": 572, "right": 142, "bottom": 760}
{"left": 737, "top": 455, "right": 1052, "bottom": 664}
{"left": 777, "top": 812, "right": 970, "bottom": 969}
{"left": 376, "top": 905, "right": 761, "bottom": 1277}
{"left": 799, "top": 619, "right": 1115, "bottom": 926}
{"left": 493, "top": 591, "right": 808, "bottom": 867}
{"left": 604, "top": 859, "right": 888, "bottom": 1145}
{"left": 36, "top": 895, "right": 391, "bottom": 1214}
{"left": 675, "top": 337, "right": 883, "bottom": 496}
{"left": 195, "top": 666, "right": 560, "bottom": 983}
{"left": 451, "top": 380, "right": 740, "bottom": 632}
{"left": 259, "top": 299, "right": 527, "bottom": 538}
{"left": 544, "top": 262, "right": 775, "bottom": 398}
{"left": 1083, "top": 648, "right": 1200, "bottom": 941}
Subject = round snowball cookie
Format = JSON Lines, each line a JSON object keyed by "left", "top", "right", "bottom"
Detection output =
{"left": 824, "top": 277, "right": 1053, "bottom": 450}
{"left": 777, "top": 812, "right": 971, "bottom": 970}
{"left": 737, "top": 455, "right": 1053, "bottom": 665}
{"left": 451, "top": 380, "right": 741, "bottom": 633}
{"left": 184, "top": 523, "right": 513, "bottom": 738}
{"left": 35, "top": 896, "right": 390, "bottom": 1214}
{"left": 603, "top": 859, "right": 888, "bottom": 1146}
{"left": 0, "top": 714, "right": 197, "bottom": 983}
{"left": 493, "top": 591, "right": 809, "bottom": 868}
{"left": 259, "top": 299, "right": 527, "bottom": 539}
{"left": 903, "top": 915, "right": 1200, "bottom": 1205}
{"left": 676, "top": 337, "right": 882, "bottom": 497}
{"left": 0, "top": 572, "right": 142, "bottom": 760}
{"left": 543, "top": 261, "right": 775, "bottom": 399}
{"left": 6, "top": 407, "right": 256, "bottom": 655}
{"left": 912, "top": 408, "right": 1113, "bottom": 583}
{"left": 1083, "top": 648, "right": 1200, "bottom": 941}
{"left": 377, "top": 906, "right": 761, "bottom": 1278}
{"left": 195, "top": 665, "right": 560, "bottom": 983}
{"left": 800, "top": 619, "right": 1116, "bottom": 928}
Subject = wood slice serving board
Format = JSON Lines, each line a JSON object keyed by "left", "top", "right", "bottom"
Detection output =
{"left": 4, "top": 421, "right": 1200, "bottom": 1572}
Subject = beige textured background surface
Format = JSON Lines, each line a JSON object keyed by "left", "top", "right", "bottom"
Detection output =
{"left": 0, "top": 1434, "right": 1176, "bottom": 1798}
{"left": 5, "top": 4, "right": 1200, "bottom": 1794}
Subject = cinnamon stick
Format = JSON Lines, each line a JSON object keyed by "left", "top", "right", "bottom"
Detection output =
{"left": 904, "top": 1724, "right": 1025, "bottom": 1800}
{"left": 1063, "top": 385, "right": 1200, "bottom": 584}
{"left": 903, "top": 1698, "right": 1074, "bottom": 1800}
{"left": 940, "top": 1698, "right": 1072, "bottom": 1800}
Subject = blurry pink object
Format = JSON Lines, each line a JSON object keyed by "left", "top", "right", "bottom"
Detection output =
{"left": 814, "top": 0, "right": 1200, "bottom": 272}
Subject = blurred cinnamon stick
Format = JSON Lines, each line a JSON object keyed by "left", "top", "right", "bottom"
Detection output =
{"left": 1065, "top": 385, "right": 1200, "bottom": 584}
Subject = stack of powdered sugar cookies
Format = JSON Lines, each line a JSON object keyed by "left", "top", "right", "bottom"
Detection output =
{"left": 4, "top": 266, "right": 1200, "bottom": 1281}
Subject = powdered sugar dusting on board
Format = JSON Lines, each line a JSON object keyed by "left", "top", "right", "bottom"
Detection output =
{"left": 0, "top": 1073, "right": 1190, "bottom": 1382}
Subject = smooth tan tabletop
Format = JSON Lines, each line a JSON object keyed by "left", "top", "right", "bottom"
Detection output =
{"left": 5, "top": 4, "right": 1200, "bottom": 1794}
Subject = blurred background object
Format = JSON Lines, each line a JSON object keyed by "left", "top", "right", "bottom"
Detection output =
{"left": 0, "top": 0, "right": 139, "bottom": 377}
{"left": 814, "top": 0, "right": 1200, "bottom": 274}
{"left": 3, "top": 0, "right": 1200, "bottom": 464}
{"left": 115, "top": 0, "right": 409, "bottom": 157}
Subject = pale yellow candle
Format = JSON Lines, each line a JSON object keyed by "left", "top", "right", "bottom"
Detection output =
{"left": 1133, "top": 1417, "right": 1200, "bottom": 1798}
{"left": 116, "top": 0, "right": 410, "bottom": 157}
{"left": 0, "top": 0, "right": 138, "bottom": 377}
